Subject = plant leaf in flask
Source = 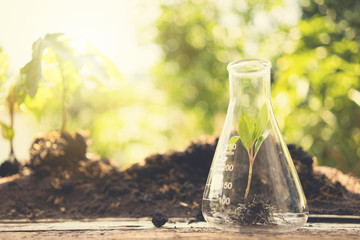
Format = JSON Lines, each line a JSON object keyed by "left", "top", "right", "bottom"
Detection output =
{"left": 202, "top": 59, "right": 308, "bottom": 233}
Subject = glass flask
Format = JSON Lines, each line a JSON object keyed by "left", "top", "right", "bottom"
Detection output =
{"left": 202, "top": 59, "right": 308, "bottom": 233}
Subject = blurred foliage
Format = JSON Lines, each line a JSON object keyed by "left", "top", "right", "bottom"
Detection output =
{"left": 1, "top": 0, "right": 359, "bottom": 175}
{"left": 152, "top": 0, "right": 297, "bottom": 134}
{"left": 22, "top": 34, "right": 111, "bottom": 132}
{"left": 21, "top": 40, "right": 192, "bottom": 166}
{"left": 273, "top": 0, "right": 360, "bottom": 175}
{"left": 0, "top": 45, "right": 34, "bottom": 161}
{"left": 152, "top": 0, "right": 360, "bottom": 176}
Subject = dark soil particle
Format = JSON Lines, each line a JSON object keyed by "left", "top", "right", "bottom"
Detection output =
{"left": 152, "top": 212, "right": 168, "bottom": 227}
{"left": 0, "top": 159, "right": 20, "bottom": 177}
{"left": 0, "top": 132, "right": 359, "bottom": 220}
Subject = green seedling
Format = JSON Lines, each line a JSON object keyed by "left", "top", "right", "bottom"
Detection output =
{"left": 229, "top": 104, "right": 269, "bottom": 201}
{"left": 0, "top": 49, "right": 29, "bottom": 163}
{"left": 21, "top": 33, "right": 76, "bottom": 132}
{"left": 1, "top": 36, "right": 69, "bottom": 162}
{"left": 0, "top": 34, "right": 108, "bottom": 166}
{"left": 0, "top": 77, "right": 24, "bottom": 162}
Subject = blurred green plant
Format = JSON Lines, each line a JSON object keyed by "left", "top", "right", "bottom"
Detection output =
{"left": 272, "top": 0, "right": 360, "bottom": 175}
{"left": 152, "top": 0, "right": 297, "bottom": 135}
{"left": 2, "top": 0, "right": 358, "bottom": 175}
{"left": 22, "top": 33, "right": 109, "bottom": 133}
{"left": 152, "top": 0, "right": 360, "bottom": 176}
{"left": 0, "top": 48, "right": 31, "bottom": 162}
{"left": 18, "top": 34, "right": 178, "bottom": 167}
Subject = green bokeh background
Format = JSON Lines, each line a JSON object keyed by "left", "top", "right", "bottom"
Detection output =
{"left": 1, "top": 0, "right": 359, "bottom": 175}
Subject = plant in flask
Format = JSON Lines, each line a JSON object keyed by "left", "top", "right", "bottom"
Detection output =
{"left": 202, "top": 59, "right": 308, "bottom": 233}
{"left": 227, "top": 104, "right": 274, "bottom": 225}
{"left": 229, "top": 103, "right": 269, "bottom": 201}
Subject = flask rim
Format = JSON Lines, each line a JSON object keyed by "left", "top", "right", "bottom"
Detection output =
{"left": 227, "top": 59, "right": 272, "bottom": 74}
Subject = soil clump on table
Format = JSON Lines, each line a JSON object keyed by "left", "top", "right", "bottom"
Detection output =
{"left": 0, "top": 131, "right": 359, "bottom": 220}
{"left": 0, "top": 159, "right": 20, "bottom": 177}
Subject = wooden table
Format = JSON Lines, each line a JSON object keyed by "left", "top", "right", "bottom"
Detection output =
{"left": 0, "top": 217, "right": 359, "bottom": 239}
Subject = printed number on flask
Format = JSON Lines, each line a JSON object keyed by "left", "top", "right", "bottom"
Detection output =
{"left": 219, "top": 197, "right": 230, "bottom": 205}
{"left": 225, "top": 164, "right": 234, "bottom": 171}
{"left": 223, "top": 182, "right": 232, "bottom": 189}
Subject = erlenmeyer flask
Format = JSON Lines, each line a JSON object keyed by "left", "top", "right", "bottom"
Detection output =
{"left": 202, "top": 59, "right": 308, "bottom": 233}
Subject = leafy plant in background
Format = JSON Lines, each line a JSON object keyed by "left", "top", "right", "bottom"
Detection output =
{"left": 0, "top": 34, "right": 109, "bottom": 173}
{"left": 5, "top": 32, "right": 172, "bottom": 168}
{"left": 229, "top": 104, "right": 269, "bottom": 201}
{"left": 21, "top": 33, "right": 70, "bottom": 132}
{"left": 21, "top": 33, "right": 108, "bottom": 133}
{"left": 0, "top": 76, "right": 26, "bottom": 163}
{"left": 0, "top": 47, "right": 32, "bottom": 168}
{"left": 0, "top": 37, "right": 72, "bottom": 168}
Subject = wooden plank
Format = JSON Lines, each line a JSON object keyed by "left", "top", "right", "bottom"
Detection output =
{"left": 0, "top": 218, "right": 359, "bottom": 239}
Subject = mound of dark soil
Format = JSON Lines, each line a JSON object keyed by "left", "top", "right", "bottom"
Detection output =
{"left": 28, "top": 131, "right": 87, "bottom": 177}
{"left": 0, "top": 132, "right": 359, "bottom": 220}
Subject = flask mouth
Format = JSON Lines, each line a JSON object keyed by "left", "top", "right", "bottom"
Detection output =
{"left": 227, "top": 59, "right": 272, "bottom": 74}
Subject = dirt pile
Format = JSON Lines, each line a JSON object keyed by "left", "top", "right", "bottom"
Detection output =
{"left": 0, "top": 132, "right": 359, "bottom": 220}
{"left": 28, "top": 131, "right": 87, "bottom": 177}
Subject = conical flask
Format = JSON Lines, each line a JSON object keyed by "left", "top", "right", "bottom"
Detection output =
{"left": 202, "top": 59, "right": 308, "bottom": 233}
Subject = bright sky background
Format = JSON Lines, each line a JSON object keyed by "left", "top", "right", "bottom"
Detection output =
{"left": 0, "top": 0, "right": 161, "bottom": 75}
{"left": 0, "top": 0, "right": 161, "bottom": 160}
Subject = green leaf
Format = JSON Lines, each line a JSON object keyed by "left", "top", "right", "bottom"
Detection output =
{"left": 20, "top": 37, "right": 45, "bottom": 98}
{"left": 237, "top": 111, "right": 252, "bottom": 152}
{"left": 228, "top": 136, "right": 240, "bottom": 152}
{"left": 7, "top": 76, "right": 27, "bottom": 106}
{"left": 43, "top": 33, "right": 74, "bottom": 61}
{"left": 254, "top": 129, "right": 270, "bottom": 156}
{"left": 254, "top": 135, "right": 265, "bottom": 156}
{"left": 21, "top": 60, "right": 41, "bottom": 98}
{"left": 20, "top": 33, "right": 75, "bottom": 99}
{"left": 253, "top": 103, "right": 269, "bottom": 140}
{"left": 243, "top": 110, "right": 255, "bottom": 142}
{"left": 0, "top": 122, "right": 14, "bottom": 141}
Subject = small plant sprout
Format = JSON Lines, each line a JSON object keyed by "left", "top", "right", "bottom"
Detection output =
{"left": 0, "top": 48, "right": 29, "bottom": 163}
{"left": 0, "top": 76, "right": 27, "bottom": 162}
{"left": 229, "top": 103, "right": 269, "bottom": 201}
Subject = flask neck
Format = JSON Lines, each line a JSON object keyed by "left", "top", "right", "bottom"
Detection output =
{"left": 228, "top": 59, "right": 271, "bottom": 118}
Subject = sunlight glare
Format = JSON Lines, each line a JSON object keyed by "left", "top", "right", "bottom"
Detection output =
{"left": 0, "top": 0, "right": 160, "bottom": 75}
